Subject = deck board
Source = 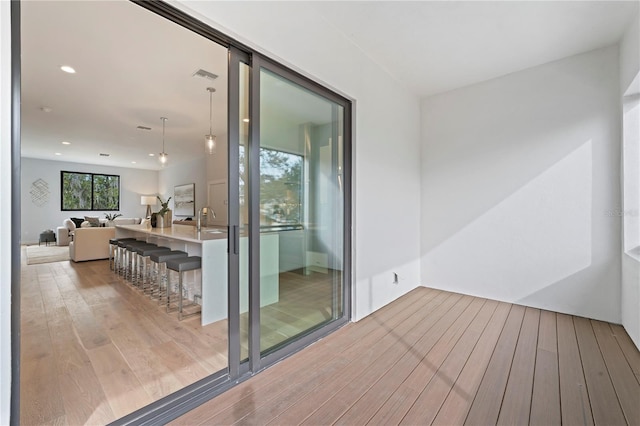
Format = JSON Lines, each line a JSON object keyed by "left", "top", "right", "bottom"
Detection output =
{"left": 529, "top": 310, "right": 561, "bottom": 426}
{"left": 574, "top": 316, "right": 626, "bottom": 425}
{"left": 557, "top": 313, "right": 594, "bottom": 426}
{"left": 496, "top": 307, "right": 540, "bottom": 426}
{"left": 591, "top": 320, "right": 640, "bottom": 425}
{"left": 431, "top": 302, "right": 511, "bottom": 426}
{"left": 464, "top": 304, "right": 525, "bottom": 425}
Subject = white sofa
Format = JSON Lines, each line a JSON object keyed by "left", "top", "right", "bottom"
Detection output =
{"left": 56, "top": 217, "right": 141, "bottom": 246}
{"left": 69, "top": 227, "right": 115, "bottom": 262}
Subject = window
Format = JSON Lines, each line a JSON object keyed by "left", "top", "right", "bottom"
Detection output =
{"left": 240, "top": 146, "right": 304, "bottom": 227}
{"left": 623, "top": 84, "right": 639, "bottom": 255}
{"left": 61, "top": 171, "right": 120, "bottom": 211}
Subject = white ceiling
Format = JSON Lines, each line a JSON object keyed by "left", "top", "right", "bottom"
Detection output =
{"left": 20, "top": 1, "right": 639, "bottom": 170}
{"left": 312, "top": 1, "right": 638, "bottom": 97}
{"left": 21, "top": 0, "right": 229, "bottom": 171}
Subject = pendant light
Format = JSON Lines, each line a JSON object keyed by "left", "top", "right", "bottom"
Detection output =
{"left": 205, "top": 87, "right": 217, "bottom": 155}
{"left": 159, "top": 116, "right": 168, "bottom": 166}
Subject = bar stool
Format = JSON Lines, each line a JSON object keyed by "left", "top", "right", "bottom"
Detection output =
{"left": 110, "top": 238, "right": 136, "bottom": 271}
{"left": 128, "top": 242, "right": 157, "bottom": 284}
{"left": 116, "top": 239, "right": 144, "bottom": 276}
{"left": 123, "top": 241, "right": 155, "bottom": 282}
{"left": 135, "top": 245, "right": 171, "bottom": 293}
{"left": 128, "top": 242, "right": 159, "bottom": 286}
{"left": 165, "top": 256, "right": 202, "bottom": 320}
{"left": 149, "top": 250, "right": 188, "bottom": 304}
{"left": 115, "top": 238, "right": 143, "bottom": 275}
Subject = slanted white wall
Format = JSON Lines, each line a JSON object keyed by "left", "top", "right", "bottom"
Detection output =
{"left": 421, "top": 46, "right": 622, "bottom": 323}
{"left": 620, "top": 12, "right": 640, "bottom": 349}
{"left": 620, "top": 14, "right": 640, "bottom": 94}
{"left": 177, "top": 1, "right": 422, "bottom": 321}
{"left": 20, "top": 158, "right": 158, "bottom": 244}
{"left": 0, "top": 1, "right": 11, "bottom": 422}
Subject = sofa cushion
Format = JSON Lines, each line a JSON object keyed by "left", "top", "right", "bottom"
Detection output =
{"left": 70, "top": 217, "right": 84, "bottom": 228}
{"left": 84, "top": 216, "right": 101, "bottom": 227}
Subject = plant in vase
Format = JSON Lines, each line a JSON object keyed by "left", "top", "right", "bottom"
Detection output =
{"left": 156, "top": 196, "right": 172, "bottom": 228}
{"left": 104, "top": 212, "right": 122, "bottom": 227}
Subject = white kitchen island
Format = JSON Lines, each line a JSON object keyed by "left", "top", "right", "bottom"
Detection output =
{"left": 116, "top": 224, "right": 279, "bottom": 326}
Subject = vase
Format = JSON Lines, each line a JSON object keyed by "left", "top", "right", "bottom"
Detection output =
{"left": 157, "top": 210, "right": 172, "bottom": 228}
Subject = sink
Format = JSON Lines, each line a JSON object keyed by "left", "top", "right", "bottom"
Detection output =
{"left": 203, "top": 228, "right": 227, "bottom": 234}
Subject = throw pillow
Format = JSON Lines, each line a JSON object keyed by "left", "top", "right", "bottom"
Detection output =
{"left": 84, "top": 216, "right": 100, "bottom": 227}
{"left": 63, "top": 218, "right": 76, "bottom": 231}
{"left": 70, "top": 217, "right": 84, "bottom": 228}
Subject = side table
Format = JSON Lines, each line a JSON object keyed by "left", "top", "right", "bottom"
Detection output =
{"left": 39, "top": 230, "right": 56, "bottom": 246}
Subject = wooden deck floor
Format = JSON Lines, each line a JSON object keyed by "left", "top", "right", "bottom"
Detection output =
{"left": 173, "top": 287, "right": 640, "bottom": 426}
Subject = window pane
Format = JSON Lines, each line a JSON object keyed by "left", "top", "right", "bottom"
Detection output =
{"left": 260, "top": 149, "right": 303, "bottom": 227}
{"left": 61, "top": 171, "right": 120, "bottom": 211}
{"left": 61, "top": 171, "right": 92, "bottom": 210}
{"left": 93, "top": 174, "right": 120, "bottom": 210}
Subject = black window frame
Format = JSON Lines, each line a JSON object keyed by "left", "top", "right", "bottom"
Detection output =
{"left": 60, "top": 170, "right": 121, "bottom": 211}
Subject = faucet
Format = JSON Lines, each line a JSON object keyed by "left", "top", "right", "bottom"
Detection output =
{"left": 197, "top": 207, "right": 216, "bottom": 231}
{"left": 197, "top": 208, "right": 204, "bottom": 231}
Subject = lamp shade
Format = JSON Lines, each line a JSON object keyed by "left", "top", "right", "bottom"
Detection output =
{"left": 141, "top": 196, "right": 156, "bottom": 206}
{"left": 141, "top": 195, "right": 156, "bottom": 219}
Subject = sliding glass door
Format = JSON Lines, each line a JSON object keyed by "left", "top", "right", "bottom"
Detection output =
{"left": 230, "top": 52, "right": 350, "bottom": 371}
{"left": 256, "top": 67, "right": 346, "bottom": 355}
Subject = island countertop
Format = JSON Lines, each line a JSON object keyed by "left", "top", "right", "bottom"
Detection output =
{"left": 115, "top": 223, "right": 227, "bottom": 244}
{"left": 114, "top": 223, "right": 280, "bottom": 326}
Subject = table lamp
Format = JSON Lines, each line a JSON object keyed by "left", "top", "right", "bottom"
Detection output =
{"left": 141, "top": 195, "right": 156, "bottom": 219}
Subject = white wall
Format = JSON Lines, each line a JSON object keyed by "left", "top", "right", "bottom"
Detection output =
{"left": 177, "top": 1, "right": 423, "bottom": 321}
{"left": 0, "top": 0, "right": 11, "bottom": 422}
{"left": 205, "top": 133, "right": 228, "bottom": 225}
{"left": 620, "top": 11, "right": 640, "bottom": 349}
{"left": 421, "top": 46, "right": 622, "bottom": 323}
{"left": 20, "top": 158, "right": 158, "bottom": 244}
{"left": 158, "top": 156, "right": 207, "bottom": 218}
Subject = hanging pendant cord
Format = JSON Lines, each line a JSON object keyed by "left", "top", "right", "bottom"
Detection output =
{"left": 209, "top": 90, "right": 213, "bottom": 135}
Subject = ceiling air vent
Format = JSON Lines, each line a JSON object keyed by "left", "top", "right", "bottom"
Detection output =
{"left": 192, "top": 68, "right": 218, "bottom": 81}
{"left": 137, "top": 125, "right": 152, "bottom": 131}
{"left": 99, "top": 153, "right": 110, "bottom": 157}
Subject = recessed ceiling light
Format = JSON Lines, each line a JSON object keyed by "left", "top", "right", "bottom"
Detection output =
{"left": 54, "top": 152, "right": 61, "bottom": 156}
{"left": 148, "top": 153, "right": 155, "bottom": 157}
{"left": 60, "top": 65, "right": 76, "bottom": 74}
{"left": 131, "top": 161, "right": 137, "bottom": 164}
{"left": 243, "top": 118, "right": 250, "bottom": 123}
{"left": 61, "top": 141, "right": 71, "bottom": 145}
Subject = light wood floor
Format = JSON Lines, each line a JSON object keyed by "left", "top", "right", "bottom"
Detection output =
{"left": 20, "top": 252, "right": 228, "bottom": 425}
{"left": 20, "top": 250, "right": 338, "bottom": 425}
{"left": 173, "top": 287, "right": 640, "bottom": 426}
